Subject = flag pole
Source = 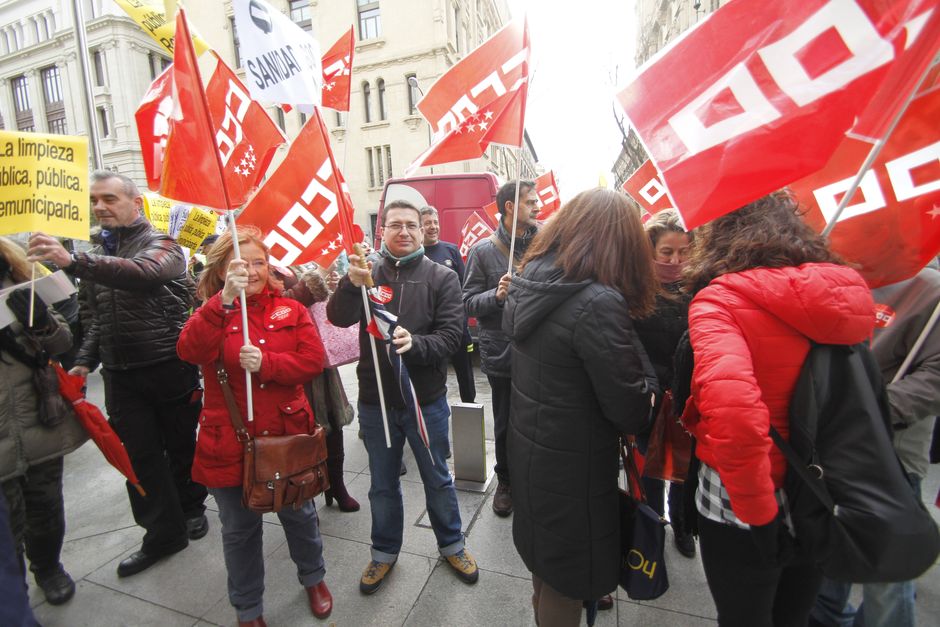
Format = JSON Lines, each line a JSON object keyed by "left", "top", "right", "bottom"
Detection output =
{"left": 177, "top": 8, "right": 255, "bottom": 421}
{"left": 506, "top": 145, "right": 524, "bottom": 275}
{"left": 892, "top": 299, "right": 940, "bottom": 384}
{"left": 351, "top": 245, "right": 393, "bottom": 448}
{"left": 28, "top": 243, "right": 36, "bottom": 327}
{"left": 821, "top": 65, "right": 934, "bottom": 237}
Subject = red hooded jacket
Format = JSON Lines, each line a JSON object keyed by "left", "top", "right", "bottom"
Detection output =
{"left": 681, "top": 263, "right": 874, "bottom": 525}
{"left": 177, "top": 289, "right": 325, "bottom": 488}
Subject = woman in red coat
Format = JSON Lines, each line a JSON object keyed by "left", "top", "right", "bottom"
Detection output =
{"left": 680, "top": 192, "right": 874, "bottom": 627}
{"left": 177, "top": 227, "right": 332, "bottom": 626}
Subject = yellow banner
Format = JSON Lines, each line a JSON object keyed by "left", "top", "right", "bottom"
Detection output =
{"left": 113, "top": 0, "right": 210, "bottom": 57}
{"left": 142, "top": 193, "right": 172, "bottom": 233}
{"left": 177, "top": 206, "right": 219, "bottom": 250}
{"left": 0, "top": 131, "right": 89, "bottom": 240}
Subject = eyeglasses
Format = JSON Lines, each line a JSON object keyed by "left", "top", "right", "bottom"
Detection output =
{"left": 385, "top": 223, "right": 421, "bottom": 233}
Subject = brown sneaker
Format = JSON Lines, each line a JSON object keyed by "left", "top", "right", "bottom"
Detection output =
{"left": 445, "top": 549, "right": 479, "bottom": 584}
{"left": 492, "top": 481, "right": 512, "bottom": 517}
{"left": 359, "top": 560, "right": 395, "bottom": 595}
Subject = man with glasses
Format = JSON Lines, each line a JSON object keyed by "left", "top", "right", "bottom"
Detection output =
{"left": 328, "top": 200, "right": 479, "bottom": 595}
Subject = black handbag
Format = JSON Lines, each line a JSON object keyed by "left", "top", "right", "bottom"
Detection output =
{"left": 619, "top": 438, "right": 669, "bottom": 601}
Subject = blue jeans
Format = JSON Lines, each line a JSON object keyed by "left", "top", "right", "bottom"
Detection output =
{"left": 810, "top": 474, "right": 922, "bottom": 627}
{"left": 210, "top": 487, "right": 325, "bottom": 622}
{"left": 359, "top": 396, "right": 464, "bottom": 563}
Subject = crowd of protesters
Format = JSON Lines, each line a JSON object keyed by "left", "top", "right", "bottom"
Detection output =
{"left": 1, "top": 170, "right": 937, "bottom": 627}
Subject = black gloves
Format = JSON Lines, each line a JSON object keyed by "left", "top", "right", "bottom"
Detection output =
{"left": 7, "top": 288, "right": 49, "bottom": 329}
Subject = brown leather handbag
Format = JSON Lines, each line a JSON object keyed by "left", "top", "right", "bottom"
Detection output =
{"left": 215, "top": 362, "right": 329, "bottom": 513}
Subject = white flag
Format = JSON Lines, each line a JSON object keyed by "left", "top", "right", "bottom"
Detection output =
{"left": 233, "top": 0, "right": 322, "bottom": 107}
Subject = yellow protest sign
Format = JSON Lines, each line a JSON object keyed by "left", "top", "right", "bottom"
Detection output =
{"left": 142, "top": 193, "right": 172, "bottom": 233}
{"left": 177, "top": 206, "right": 219, "bottom": 250}
{"left": 113, "top": 0, "right": 210, "bottom": 57}
{"left": 0, "top": 130, "right": 89, "bottom": 240}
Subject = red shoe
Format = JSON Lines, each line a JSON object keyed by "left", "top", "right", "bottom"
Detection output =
{"left": 306, "top": 580, "right": 333, "bottom": 619}
{"left": 238, "top": 617, "right": 267, "bottom": 627}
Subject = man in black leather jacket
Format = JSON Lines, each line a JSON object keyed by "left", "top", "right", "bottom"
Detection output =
{"left": 28, "top": 171, "right": 207, "bottom": 578}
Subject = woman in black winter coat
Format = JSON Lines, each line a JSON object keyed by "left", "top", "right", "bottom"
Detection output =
{"left": 504, "top": 188, "right": 659, "bottom": 626}
{"left": 632, "top": 209, "right": 696, "bottom": 557}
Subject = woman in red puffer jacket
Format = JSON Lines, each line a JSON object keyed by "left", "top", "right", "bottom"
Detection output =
{"left": 680, "top": 192, "right": 874, "bottom": 627}
{"left": 177, "top": 226, "right": 332, "bottom": 626}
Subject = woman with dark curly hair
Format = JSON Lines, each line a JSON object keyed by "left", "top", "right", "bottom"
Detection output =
{"left": 680, "top": 192, "right": 874, "bottom": 626}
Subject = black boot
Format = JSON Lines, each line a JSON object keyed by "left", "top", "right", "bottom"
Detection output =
{"left": 323, "top": 428, "right": 359, "bottom": 512}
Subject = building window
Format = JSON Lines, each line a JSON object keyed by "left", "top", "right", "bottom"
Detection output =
{"left": 11, "top": 75, "right": 34, "bottom": 131}
{"left": 362, "top": 82, "right": 372, "bottom": 123}
{"left": 366, "top": 147, "right": 375, "bottom": 188}
{"left": 358, "top": 0, "right": 381, "bottom": 40}
{"left": 300, "top": 111, "right": 307, "bottom": 125}
{"left": 405, "top": 73, "right": 419, "bottom": 114}
{"left": 230, "top": 16, "right": 241, "bottom": 68}
{"left": 276, "top": 107, "right": 286, "bottom": 131}
{"left": 453, "top": 4, "right": 461, "bottom": 52}
{"left": 149, "top": 52, "right": 171, "bottom": 80}
{"left": 97, "top": 106, "right": 110, "bottom": 138}
{"left": 385, "top": 144, "right": 393, "bottom": 181}
{"left": 376, "top": 78, "right": 386, "bottom": 120}
{"left": 289, "top": 0, "right": 312, "bottom": 31}
{"left": 335, "top": 111, "right": 343, "bottom": 126}
{"left": 0, "top": 111, "right": 4, "bottom": 130}
{"left": 41, "top": 65, "right": 66, "bottom": 134}
{"left": 93, "top": 49, "right": 106, "bottom": 87}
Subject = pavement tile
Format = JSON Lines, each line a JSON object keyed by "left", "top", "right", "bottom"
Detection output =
{"left": 461, "top": 491, "right": 530, "bottom": 579}
{"left": 86, "top": 518, "right": 284, "bottom": 618}
{"left": 56, "top": 525, "right": 141, "bottom": 587}
{"left": 618, "top": 599, "right": 717, "bottom": 625}
{"left": 61, "top": 444, "right": 137, "bottom": 542}
{"left": 32, "top": 580, "right": 199, "bottom": 627}
{"left": 403, "top": 564, "right": 534, "bottom": 627}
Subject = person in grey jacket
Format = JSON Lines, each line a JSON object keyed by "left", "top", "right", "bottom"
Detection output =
{"left": 811, "top": 264, "right": 940, "bottom": 627}
{"left": 0, "top": 237, "right": 86, "bottom": 607}
{"left": 463, "top": 179, "right": 539, "bottom": 516}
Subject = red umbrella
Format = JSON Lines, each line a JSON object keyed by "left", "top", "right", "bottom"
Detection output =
{"left": 53, "top": 363, "right": 146, "bottom": 497}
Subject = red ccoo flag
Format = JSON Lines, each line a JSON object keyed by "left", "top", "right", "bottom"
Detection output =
{"left": 158, "top": 9, "right": 230, "bottom": 208}
{"left": 136, "top": 65, "right": 173, "bottom": 193}
{"left": 482, "top": 200, "right": 499, "bottom": 228}
{"left": 622, "top": 160, "right": 672, "bottom": 219}
{"left": 459, "top": 212, "right": 494, "bottom": 261}
{"left": 238, "top": 109, "right": 360, "bottom": 268}
{"left": 321, "top": 27, "right": 355, "bottom": 112}
{"left": 618, "top": 0, "right": 939, "bottom": 229}
{"left": 792, "top": 85, "right": 940, "bottom": 288}
{"left": 534, "top": 171, "right": 561, "bottom": 221}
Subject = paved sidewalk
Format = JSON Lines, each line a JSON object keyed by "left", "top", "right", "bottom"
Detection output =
{"left": 28, "top": 365, "right": 940, "bottom": 626}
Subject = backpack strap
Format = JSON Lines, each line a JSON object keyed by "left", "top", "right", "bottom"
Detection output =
{"left": 769, "top": 425, "right": 835, "bottom": 511}
{"left": 488, "top": 233, "right": 520, "bottom": 272}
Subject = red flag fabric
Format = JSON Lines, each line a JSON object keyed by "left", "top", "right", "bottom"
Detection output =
{"left": 206, "top": 54, "right": 285, "bottom": 206}
{"left": 534, "top": 171, "right": 561, "bottom": 221}
{"left": 617, "top": 0, "right": 938, "bottom": 229}
{"left": 792, "top": 85, "right": 940, "bottom": 288}
{"left": 407, "top": 88, "right": 526, "bottom": 173}
{"left": 321, "top": 27, "right": 355, "bottom": 111}
{"left": 417, "top": 17, "right": 529, "bottom": 136}
{"left": 135, "top": 66, "right": 173, "bottom": 192}
{"left": 459, "top": 212, "right": 494, "bottom": 260}
{"left": 238, "top": 109, "right": 358, "bottom": 268}
{"left": 622, "top": 160, "right": 673, "bottom": 218}
{"left": 159, "top": 9, "right": 231, "bottom": 208}
{"left": 482, "top": 200, "right": 499, "bottom": 227}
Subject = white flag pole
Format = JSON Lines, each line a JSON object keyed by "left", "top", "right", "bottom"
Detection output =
{"left": 227, "top": 211, "right": 255, "bottom": 422}
{"left": 28, "top": 252, "right": 37, "bottom": 327}
{"left": 506, "top": 145, "right": 524, "bottom": 275}
{"left": 351, "top": 244, "right": 393, "bottom": 448}
{"left": 821, "top": 66, "right": 933, "bottom": 237}
{"left": 892, "top": 299, "right": 940, "bottom": 384}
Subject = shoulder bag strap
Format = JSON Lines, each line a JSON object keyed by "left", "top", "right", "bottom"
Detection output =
{"left": 215, "top": 360, "right": 250, "bottom": 442}
{"left": 488, "top": 233, "right": 519, "bottom": 272}
{"left": 620, "top": 436, "right": 648, "bottom": 503}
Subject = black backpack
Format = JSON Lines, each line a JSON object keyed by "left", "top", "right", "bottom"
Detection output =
{"left": 772, "top": 342, "right": 940, "bottom": 583}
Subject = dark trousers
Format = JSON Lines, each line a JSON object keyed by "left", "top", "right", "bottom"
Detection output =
{"left": 488, "top": 375, "right": 511, "bottom": 483}
{"left": 102, "top": 359, "right": 207, "bottom": 555}
{"left": 531, "top": 574, "right": 582, "bottom": 627}
{"left": 1, "top": 456, "right": 66, "bottom": 577}
{"left": 698, "top": 514, "right": 823, "bottom": 627}
{"left": 0, "top": 491, "right": 38, "bottom": 627}
{"left": 451, "top": 347, "right": 476, "bottom": 403}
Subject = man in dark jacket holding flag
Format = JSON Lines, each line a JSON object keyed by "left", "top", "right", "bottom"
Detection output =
{"left": 328, "top": 200, "right": 479, "bottom": 595}
{"left": 28, "top": 171, "right": 207, "bottom": 579}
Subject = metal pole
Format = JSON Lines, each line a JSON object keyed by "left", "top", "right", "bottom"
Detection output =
{"left": 70, "top": 0, "right": 104, "bottom": 169}
{"left": 892, "top": 299, "right": 940, "bottom": 384}
{"left": 227, "top": 211, "right": 255, "bottom": 422}
{"left": 506, "top": 146, "right": 523, "bottom": 275}
{"left": 821, "top": 64, "right": 934, "bottom": 237}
